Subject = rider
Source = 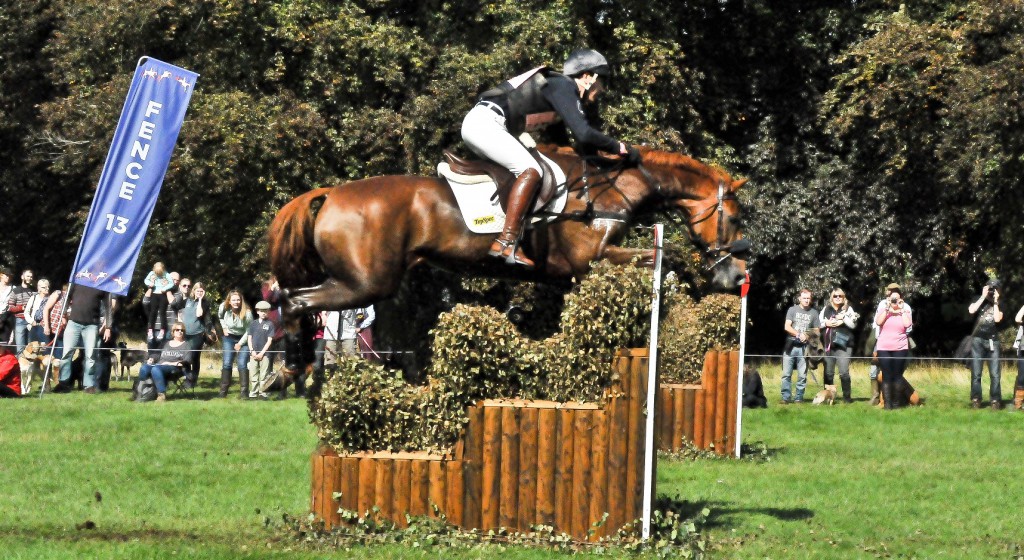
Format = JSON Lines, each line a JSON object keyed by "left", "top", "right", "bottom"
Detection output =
{"left": 461, "top": 48, "right": 640, "bottom": 269}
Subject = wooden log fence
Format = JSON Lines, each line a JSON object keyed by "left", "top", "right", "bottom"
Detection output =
{"left": 311, "top": 348, "right": 654, "bottom": 540}
{"left": 657, "top": 350, "right": 740, "bottom": 454}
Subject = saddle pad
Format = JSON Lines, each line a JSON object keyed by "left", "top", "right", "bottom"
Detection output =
{"left": 439, "top": 153, "right": 568, "bottom": 234}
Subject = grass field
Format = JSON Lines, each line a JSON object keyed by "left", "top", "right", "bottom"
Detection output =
{"left": 2, "top": 358, "right": 1023, "bottom": 558}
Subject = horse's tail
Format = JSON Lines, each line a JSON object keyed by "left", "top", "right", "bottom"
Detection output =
{"left": 268, "top": 187, "right": 333, "bottom": 289}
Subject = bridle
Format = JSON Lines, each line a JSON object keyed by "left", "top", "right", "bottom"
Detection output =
{"left": 686, "top": 180, "right": 744, "bottom": 270}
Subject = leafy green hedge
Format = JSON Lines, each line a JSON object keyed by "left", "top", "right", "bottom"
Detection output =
{"left": 310, "top": 260, "right": 740, "bottom": 453}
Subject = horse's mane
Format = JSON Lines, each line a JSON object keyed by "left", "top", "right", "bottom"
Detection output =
{"left": 540, "top": 144, "right": 728, "bottom": 182}
{"left": 638, "top": 148, "right": 728, "bottom": 182}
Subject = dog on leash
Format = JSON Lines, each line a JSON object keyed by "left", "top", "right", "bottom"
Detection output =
{"left": 19, "top": 341, "right": 46, "bottom": 392}
{"left": 812, "top": 384, "right": 837, "bottom": 405}
{"left": 118, "top": 342, "right": 149, "bottom": 379}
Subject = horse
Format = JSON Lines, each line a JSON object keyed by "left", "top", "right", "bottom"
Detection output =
{"left": 268, "top": 146, "right": 748, "bottom": 367}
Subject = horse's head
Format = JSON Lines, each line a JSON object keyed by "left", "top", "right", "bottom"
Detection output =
{"left": 638, "top": 150, "right": 749, "bottom": 290}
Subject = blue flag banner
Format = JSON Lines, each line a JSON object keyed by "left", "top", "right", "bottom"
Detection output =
{"left": 71, "top": 57, "right": 198, "bottom": 296}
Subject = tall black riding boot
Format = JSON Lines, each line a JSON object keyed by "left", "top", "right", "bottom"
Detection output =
{"left": 488, "top": 168, "right": 541, "bottom": 268}
{"left": 238, "top": 369, "right": 250, "bottom": 399}
{"left": 840, "top": 377, "right": 852, "bottom": 403}
{"left": 218, "top": 368, "right": 232, "bottom": 398}
{"left": 881, "top": 382, "right": 893, "bottom": 410}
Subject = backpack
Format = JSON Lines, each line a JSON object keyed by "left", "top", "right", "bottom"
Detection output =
{"left": 131, "top": 378, "right": 157, "bottom": 402}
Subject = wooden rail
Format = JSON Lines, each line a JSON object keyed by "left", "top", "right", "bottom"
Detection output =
{"left": 311, "top": 348, "right": 654, "bottom": 540}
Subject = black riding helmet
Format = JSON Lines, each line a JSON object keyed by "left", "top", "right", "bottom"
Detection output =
{"left": 563, "top": 48, "right": 610, "bottom": 77}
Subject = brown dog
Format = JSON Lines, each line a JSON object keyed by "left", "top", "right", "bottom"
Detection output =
{"left": 812, "top": 384, "right": 837, "bottom": 405}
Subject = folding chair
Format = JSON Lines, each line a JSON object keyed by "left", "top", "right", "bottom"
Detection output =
{"left": 164, "top": 367, "right": 196, "bottom": 399}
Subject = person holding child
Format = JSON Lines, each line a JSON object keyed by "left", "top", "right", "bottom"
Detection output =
{"left": 246, "top": 300, "right": 277, "bottom": 400}
{"left": 143, "top": 262, "right": 174, "bottom": 341}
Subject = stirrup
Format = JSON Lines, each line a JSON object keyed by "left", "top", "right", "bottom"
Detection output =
{"left": 488, "top": 239, "right": 535, "bottom": 268}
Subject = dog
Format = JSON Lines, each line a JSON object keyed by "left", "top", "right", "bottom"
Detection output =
{"left": 812, "top": 384, "right": 837, "bottom": 405}
{"left": 118, "top": 342, "right": 149, "bottom": 380}
{"left": 19, "top": 341, "right": 46, "bottom": 393}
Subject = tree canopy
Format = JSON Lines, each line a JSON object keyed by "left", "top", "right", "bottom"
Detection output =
{"left": 2, "top": 0, "right": 1021, "bottom": 350}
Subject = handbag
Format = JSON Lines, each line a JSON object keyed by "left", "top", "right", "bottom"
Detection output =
{"left": 831, "top": 330, "right": 852, "bottom": 350}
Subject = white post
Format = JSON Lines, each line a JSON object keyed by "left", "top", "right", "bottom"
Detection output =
{"left": 734, "top": 271, "right": 750, "bottom": 458}
{"left": 641, "top": 224, "right": 664, "bottom": 540}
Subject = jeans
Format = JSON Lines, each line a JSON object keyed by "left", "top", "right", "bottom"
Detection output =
{"left": 29, "top": 325, "right": 48, "bottom": 344}
{"left": 60, "top": 321, "right": 98, "bottom": 387}
{"left": 824, "top": 346, "right": 852, "bottom": 385}
{"left": 970, "top": 336, "right": 1001, "bottom": 402}
{"left": 312, "top": 338, "right": 326, "bottom": 372}
{"left": 14, "top": 317, "right": 29, "bottom": 354}
{"left": 780, "top": 345, "right": 807, "bottom": 401}
{"left": 138, "top": 363, "right": 180, "bottom": 394}
{"left": 221, "top": 335, "right": 250, "bottom": 372}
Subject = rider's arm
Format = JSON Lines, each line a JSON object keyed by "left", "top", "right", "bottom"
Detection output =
{"left": 542, "top": 78, "right": 620, "bottom": 154}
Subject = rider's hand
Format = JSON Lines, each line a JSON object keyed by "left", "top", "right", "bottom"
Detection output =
{"left": 623, "top": 144, "right": 642, "bottom": 166}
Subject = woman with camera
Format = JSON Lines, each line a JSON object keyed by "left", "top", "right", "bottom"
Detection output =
{"left": 874, "top": 287, "right": 913, "bottom": 409}
{"left": 820, "top": 288, "right": 858, "bottom": 403}
{"left": 968, "top": 280, "right": 1003, "bottom": 409}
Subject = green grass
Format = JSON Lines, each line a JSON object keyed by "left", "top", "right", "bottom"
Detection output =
{"left": 2, "top": 360, "right": 1024, "bottom": 558}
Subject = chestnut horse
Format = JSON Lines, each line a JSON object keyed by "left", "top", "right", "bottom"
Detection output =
{"left": 268, "top": 147, "right": 747, "bottom": 365}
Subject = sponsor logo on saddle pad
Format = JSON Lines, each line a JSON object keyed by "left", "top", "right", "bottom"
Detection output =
{"left": 438, "top": 154, "right": 568, "bottom": 235}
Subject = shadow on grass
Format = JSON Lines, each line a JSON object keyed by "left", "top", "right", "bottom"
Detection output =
{"left": 662, "top": 496, "right": 814, "bottom": 529}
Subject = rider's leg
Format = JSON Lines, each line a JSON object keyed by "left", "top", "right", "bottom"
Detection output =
{"left": 461, "top": 105, "right": 544, "bottom": 268}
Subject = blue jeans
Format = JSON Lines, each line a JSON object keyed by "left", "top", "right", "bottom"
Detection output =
{"left": 138, "top": 363, "right": 180, "bottom": 394}
{"left": 970, "top": 336, "right": 1001, "bottom": 402}
{"left": 221, "top": 335, "right": 250, "bottom": 373}
{"left": 14, "top": 317, "right": 29, "bottom": 355}
{"left": 60, "top": 321, "right": 98, "bottom": 387}
{"left": 781, "top": 345, "right": 807, "bottom": 402}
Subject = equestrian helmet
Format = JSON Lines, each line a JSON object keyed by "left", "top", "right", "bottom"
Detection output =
{"left": 563, "top": 49, "right": 610, "bottom": 77}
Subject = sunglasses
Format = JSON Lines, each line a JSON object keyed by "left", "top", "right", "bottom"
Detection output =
{"left": 180, "top": 284, "right": 191, "bottom": 288}
{"left": 172, "top": 328, "right": 184, "bottom": 332}
{"left": 832, "top": 295, "right": 844, "bottom": 298}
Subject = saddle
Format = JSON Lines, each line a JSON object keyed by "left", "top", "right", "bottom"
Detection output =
{"left": 441, "top": 149, "right": 560, "bottom": 212}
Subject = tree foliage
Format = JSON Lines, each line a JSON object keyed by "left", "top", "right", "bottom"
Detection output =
{"left": 1, "top": 0, "right": 1021, "bottom": 350}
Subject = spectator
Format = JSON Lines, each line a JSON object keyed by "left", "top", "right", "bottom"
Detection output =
{"left": 260, "top": 274, "right": 284, "bottom": 365}
{"left": 217, "top": 290, "right": 252, "bottom": 398}
{"left": 170, "top": 281, "right": 213, "bottom": 389}
{"left": 874, "top": 287, "right": 913, "bottom": 410}
{"left": 867, "top": 283, "right": 912, "bottom": 405}
{"left": 819, "top": 288, "right": 858, "bottom": 403}
{"left": 143, "top": 261, "right": 174, "bottom": 341}
{"left": 780, "top": 288, "right": 819, "bottom": 404}
{"left": 339, "top": 307, "right": 375, "bottom": 357}
{"left": 0, "top": 267, "right": 12, "bottom": 320}
{"left": 7, "top": 269, "right": 35, "bottom": 355}
{"left": 967, "top": 279, "right": 1003, "bottom": 409}
{"left": 136, "top": 321, "right": 191, "bottom": 403}
{"left": 26, "top": 278, "right": 51, "bottom": 344}
{"left": 0, "top": 321, "right": 21, "bottom": 398}
{"left": 247, "top": 300, "right": 277, "bottom": 400}
{"left": 356, "top": 304, "right": 377, "bottom": 360}
{"left": 169, "top": 274, "right": 188, "bottom": 321}
{"left": 1012, "top": 303, "right": 1024, "bottom": 411}
{"left": 53, "top": 285, "right": 114, "bottom": 394}
{"left": 321, "top": 310, "right": 341, "bottom": 364}
{"left": 42, "top": 283, "right": 69, "bottom": 379}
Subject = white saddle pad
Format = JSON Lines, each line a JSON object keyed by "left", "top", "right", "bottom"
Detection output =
{"left": 438, "top": 153, "right": 568, "bottom": 234}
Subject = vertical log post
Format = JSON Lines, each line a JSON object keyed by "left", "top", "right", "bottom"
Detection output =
{"left": 481, "top": 406, "right": 502, "bottom": 530}
{"left": 462, "top": 406, "right": 484, "bottom": 530}
{"left": 554, "top": 408, "right": 575, "bottom": 534}
{"left": 714, "top": 350, "right": 729, "bottom": 455}
{"left": 518, "top": 407, "right": 539, "bottom": 531}
{"left": 499, "top": 407, "right": 520, "bottom": 530}
{"left": 725, "top": 350, "right": 740, "bottom": 456}
{"left": 535, "top": 408, "right": 557, "bottom": 528}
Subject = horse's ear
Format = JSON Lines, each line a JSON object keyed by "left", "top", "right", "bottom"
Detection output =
{"left": 731, "top": 178, "right": 748, "bottom": 192}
